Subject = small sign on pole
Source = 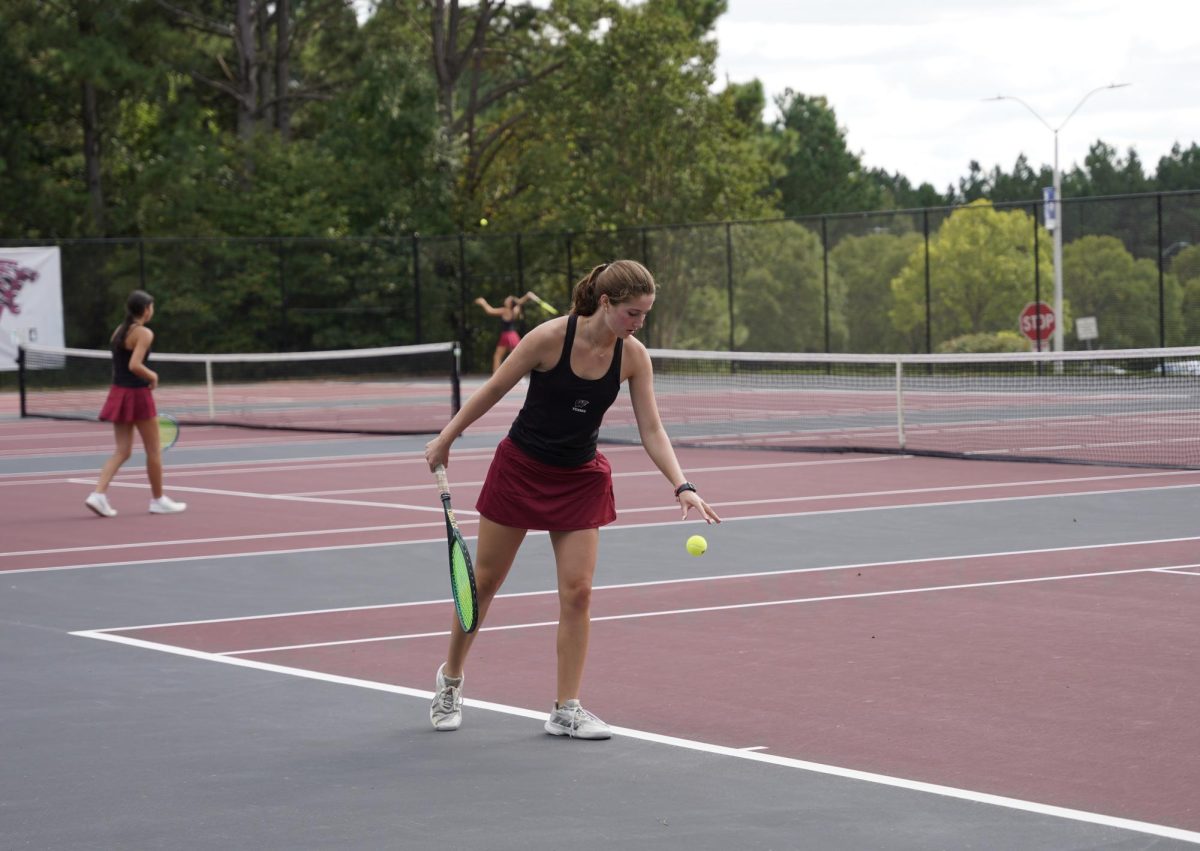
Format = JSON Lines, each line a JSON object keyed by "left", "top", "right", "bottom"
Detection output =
{"left": 1043, "top": 186, "right": 1057, "bottom": 231}
{"left": 1076, "top": 316, "right": 1098, "bottom": 341}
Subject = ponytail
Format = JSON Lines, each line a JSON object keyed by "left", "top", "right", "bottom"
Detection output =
{"left": 569, "top": 260, "right": 656, "bottom": 316}
{"left": 113, "top": 289, "right": 154, "bottom": 346}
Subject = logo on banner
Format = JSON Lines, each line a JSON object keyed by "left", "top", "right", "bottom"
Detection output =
{"left": 0, "top": 259, "right": 38, "bottom": 321}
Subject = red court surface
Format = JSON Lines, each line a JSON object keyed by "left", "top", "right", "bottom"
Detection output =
{"left": 82, "top": 539, "right": 1200, "bottom": 834}
{"left": 5, "top": 411, "right": 1200, "bottom": 844}
{"left": 5, "top": 431, "right": 1200, "bottom": 572}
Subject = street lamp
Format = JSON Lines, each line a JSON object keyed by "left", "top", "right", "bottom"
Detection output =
{"left": 984, "top": 83, "right": 1131, "bottom": 352}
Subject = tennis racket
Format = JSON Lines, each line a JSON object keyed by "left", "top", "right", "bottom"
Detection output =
{"left": 434, "top": 464, "right": 479, "bottom": 633}
{"left": 528, "top": 293, "right": 559, "bottom": 315}
{"left": 157, "top": 414, "right": 180, "bottom": 451}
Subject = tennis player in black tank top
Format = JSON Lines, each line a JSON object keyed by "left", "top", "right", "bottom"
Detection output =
{"left": 85, "top": 289, "right": 188, "bottom": 518}
{"left": 425, "top": 260, "right": 720, "bottom": 740}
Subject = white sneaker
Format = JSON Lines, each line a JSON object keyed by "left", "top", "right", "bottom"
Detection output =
{"left": 85, "top": 492, "right": 117, "bottom": 518}
{"left": 149, "top": 495, "right": 187, "bottom": 514}
{"left": 430, "top": 662, "right": 463, "bottom": 731}
{"left": 544, "top": 699, "right": 611, "bottom": 740}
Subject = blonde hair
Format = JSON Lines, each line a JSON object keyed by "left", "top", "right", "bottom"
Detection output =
{"left": 570, "top": 260, "right": 656, "bottom": 316}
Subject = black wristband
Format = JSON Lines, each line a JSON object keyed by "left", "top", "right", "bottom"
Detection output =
{"left": 674, "top": 482, "right": 697, "bottom": 497}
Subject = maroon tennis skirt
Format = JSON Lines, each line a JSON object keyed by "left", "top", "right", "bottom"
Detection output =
{"left": 98, "top": 385, "right": 157, "bottom": 423}
{"left": 476, "top": 437, "right": 616, "bottom": 531}
{"left": 497, "top": 330, "right": 521, "bottom": 350}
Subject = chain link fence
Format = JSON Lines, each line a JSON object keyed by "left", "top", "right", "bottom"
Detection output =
{"left": 4, "top": 190, "right": 1198, "bottom": 374}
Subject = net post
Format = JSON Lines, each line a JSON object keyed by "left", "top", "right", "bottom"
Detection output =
{"left": 205, "top": 359, "right": 215, "bottom": 420}
{"left": 17, "top": 345, "right": 27, "bottom": 418}
{"left": 894, "top": 359, "right": 906, "bottom": 450}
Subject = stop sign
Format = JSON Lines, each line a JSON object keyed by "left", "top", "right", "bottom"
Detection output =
{"left": 1019, "top": 301, "right": 1056, "bottom": 342}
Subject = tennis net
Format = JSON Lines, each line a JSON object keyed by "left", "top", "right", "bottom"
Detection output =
{"left": 18, "top": 341, "right": 461, "bottom": 435}
{"left": 599, "top": 346, "right": 1200, "bottom": 469}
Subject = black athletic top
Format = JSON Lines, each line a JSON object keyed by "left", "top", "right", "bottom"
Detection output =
{"left": 508, "top": 314, "right": 623, "bottom": 467}
{"left": 500, "top": 317, "right": 515, "bottom": 333}
{"left": 111, "top": 334, "right": 151, "bottom": 388}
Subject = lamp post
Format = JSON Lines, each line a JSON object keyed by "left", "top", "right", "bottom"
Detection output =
{"left": 985, "top": 84, "right": 1130, "bottom": 352}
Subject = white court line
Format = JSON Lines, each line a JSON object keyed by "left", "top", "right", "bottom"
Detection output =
{"left": 212, "top": 562, "right": 1200, "bottom": 656}
{"left": 5, "top": 477, "right": 1200, "bottom": 572}
{"left": 0, "top": 432, "right": 353, "bottom": 459}
{"left": 0, "top": 446, "right": 488, "bottom": 481}
{"left": 5, "top": 438, "right": 1196, "bottom": 484}
{"left": 46, "top": 469, "right": 1200, "bottom": 529}
{"left": 63, "top": 477, "right": 455, "bottom": 514}
{"left": 8, "top": 466, "right": 1200, "bottom": 571}
{"left": 290, "top": 454, "right": 906, "bottom": 496}
{"left": 3, "top": 521, "right": 447, "bottom": 558}
{"left": 68, "top": 629, "right": 1200, "bottom": 845}
{"left": 1154, "top": 567, "right": 1200, "bottom": 577}
{"left": 84, "top": 534, "right": 1200, "bottom": 632}
{"left": 5, "top": 436, "right": 801, "bottom": 484}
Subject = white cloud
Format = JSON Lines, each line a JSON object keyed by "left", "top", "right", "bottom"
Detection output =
{"left": 714, "top": 0, "right": 1200, "bottom": 189}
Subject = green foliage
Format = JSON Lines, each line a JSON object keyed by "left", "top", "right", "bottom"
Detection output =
{"left": 867, "top": 169, "right": 954, "bottom": 210}
{"left": 2, "top": 0, "right": 1197, "bottom": 361}
{"left": 729, "top": 221, "right": 839, "bottom": 352}
{"left": 1063, "top": 235, "right": 1182, "bottom": 349}
{"left": 1177, "top": 244, "right": 1200, "bottom": 345}
{"left": 936, "top": 331, "right": 1029, "bottom": 354}
{"left": 1156, "top": 144, "right": 1200, "bottom": 192}
{"left": 831, "top": 231, "right": 922, "bottom": 352}
{"left": 490, "top": 0, "right": 776, "bottom": 234}
{"left": 891, "top": 201, "right": 1054, "bottom": 348}
{"left": 769, "top": 91, "right": 883, "bottom": 216}
{"left": 958, "top": 156, "right": 1051, "bottom": 205}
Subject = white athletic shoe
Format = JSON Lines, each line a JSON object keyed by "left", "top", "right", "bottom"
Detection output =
{"left": 149, "top": 495, "right": 187, "bottom": 514}
{"left": 430, "top": 662, "right": 463, "bottom": 731}
{"left": 544, "top": 699, "right": 611, "bottom": 740}
{"left": 85, "top": 492, "right": 117, "bottom": 518}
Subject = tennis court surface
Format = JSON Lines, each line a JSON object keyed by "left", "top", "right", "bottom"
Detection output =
{"left": 3, "top": 382, "right": 1199, "bottom": 849}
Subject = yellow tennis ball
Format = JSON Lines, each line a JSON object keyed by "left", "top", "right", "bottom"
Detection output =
{"left": 479, "top": 217, "right": 489, "bottom": 227}
{"left": 686, "top": 534, "right": 707, "bottom": 557}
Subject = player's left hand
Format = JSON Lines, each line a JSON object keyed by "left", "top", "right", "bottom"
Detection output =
{"left": 679, "top": 489, "right": 720, "bottom": 524}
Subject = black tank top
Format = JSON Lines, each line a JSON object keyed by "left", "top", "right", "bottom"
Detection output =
{"left": 111, "top": 333, "right": 151, "bottom": 388}
{"left": 500, "top": 317, "right": 515, "bottom": 333}
{"left": 508, "top": 314, "right": 623, "bottom": 467}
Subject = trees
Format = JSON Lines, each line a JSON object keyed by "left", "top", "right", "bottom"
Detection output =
{"left": 831, "top": 230, "right": 922, "bottom": 353}
{"left": 1174, "top": 244, "right": 1200, "bottom": 345}
{"left": 1156, "top": 143, "right": 1200, "bottom": 192}
{"left": 1062, "top": 235, "right": 1181, "bottom": 349}
{"left": 768, "top": 90, "right": 883, "bottom": 217}
{"left": 891, "top": 201, "right": 1053, "bottom": 348}
{"left": 485, "top": 0, "right": 775, "bottom": 234}
{"left": 416, "top": 0, "right": 568, "bottom": 227}
{"left": 151, "top": 0, "right": 361, "bottom": 143}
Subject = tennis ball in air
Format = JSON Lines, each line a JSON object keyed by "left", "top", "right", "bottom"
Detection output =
{"left": 686, "top": 534, "right": 708, "bottom": 557}
{"left": 479, "top": 217, "right": 489, "bottom": 227}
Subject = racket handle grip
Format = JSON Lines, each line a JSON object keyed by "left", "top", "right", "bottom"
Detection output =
{"left": 434, "top": 464, "right": 450, "bottom": 494}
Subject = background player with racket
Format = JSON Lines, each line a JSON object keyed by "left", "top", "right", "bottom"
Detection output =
{"left": 425, "top": 260, "right": 719, "bottom": 739}
{"left": 84, "top": 289, "right": 188, "bottom": 518}
{"left": 474, "top": 290, "right": 555, "bottom": 373}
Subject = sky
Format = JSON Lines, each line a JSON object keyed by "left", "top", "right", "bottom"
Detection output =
{"left": 711, "top": 0, "right": 1200, "bottom": 191}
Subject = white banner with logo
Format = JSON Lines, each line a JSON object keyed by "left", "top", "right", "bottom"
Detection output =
{"left": 0, "top": 247, "right": 64, "bottom": 370}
